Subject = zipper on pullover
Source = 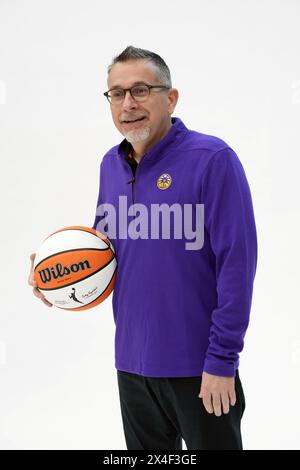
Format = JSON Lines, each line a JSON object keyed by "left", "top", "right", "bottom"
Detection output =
{"left": 126, "top": 156, "right": 143, "bottom": 207}
{"left": 127, "top": 176, "right": 135, "bottom": 206}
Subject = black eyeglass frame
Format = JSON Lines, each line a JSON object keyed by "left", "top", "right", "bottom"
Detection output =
{"left": 103, "top": 84, "right": 171, "bottom": 103}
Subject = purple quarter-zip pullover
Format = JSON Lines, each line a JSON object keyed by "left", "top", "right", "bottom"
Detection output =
{"left": 92, "top": 117, "right": 257, "bottom": 378}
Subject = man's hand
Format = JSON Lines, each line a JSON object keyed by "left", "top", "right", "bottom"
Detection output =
{"left": 199, "top": 371, "right": 236, "bottom": 417}
{"left": 28, "top": 253, "right": 53, "bottom": 307}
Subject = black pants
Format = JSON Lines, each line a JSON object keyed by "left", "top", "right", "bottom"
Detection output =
{"left": 117, "top": 369, "right": 246, "bottom": 450}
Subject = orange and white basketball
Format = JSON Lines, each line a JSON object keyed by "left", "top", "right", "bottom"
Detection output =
{"left": 33, "top": 226, "right": 117, "bottom": 311}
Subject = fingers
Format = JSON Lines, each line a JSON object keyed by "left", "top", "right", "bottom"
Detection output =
{"left": 28, "top": 253, "right": 36, "bottom": 286}
{"left": 229, "top": 388, "right": 236, "bottom": 407}
{"left": 200, "top": 391, "right": 228, "bottom": 416}
{"left": 33, "top": 286, "right": 44, "bottom": 300}
{"left": 200, "top": 392, "right": 223, "bottom": 416}
{"left": 41, "top": 297, "right": 53, "bottom": 307}
{"left": 221, "top": 391, "right": 230, "bottom": 414}
{"left": 28, "top": 273, "right": 36, "bottom": 287}
{"left": 199, "top": 386, "right": 214, "bottom": 414}
{"left": 212, "top": 392, "right": 222, "bottom": 417}
{"left": 29, "top": 253, "right": 53, "bottom": 307}
{"left": 33, "top": 287, "right": 53, "bottom": 307}
{"left": 202, "top": 395, "right": 214, "bottom": 414}
{"left": 199, "top": 389, "right": 235, "bottom": 416}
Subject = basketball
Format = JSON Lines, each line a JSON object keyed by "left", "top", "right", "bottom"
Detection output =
{"left": 33, "top": 225, "right": 117, "bottom": 311}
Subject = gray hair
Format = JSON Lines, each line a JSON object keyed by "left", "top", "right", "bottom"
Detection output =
{"left": 107, "top": 45, "right": 172, "bottom": 88}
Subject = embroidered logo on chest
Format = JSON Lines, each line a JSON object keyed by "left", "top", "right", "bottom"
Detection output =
{"left": 157, "top": 173, "right": 172, "bottom": 190}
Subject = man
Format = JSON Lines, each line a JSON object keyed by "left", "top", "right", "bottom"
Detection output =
{"left": 29, "top": 46, "right": 257, "bottom": 450}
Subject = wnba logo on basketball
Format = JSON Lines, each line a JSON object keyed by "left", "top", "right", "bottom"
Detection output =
{"left": 157, "top": 173, "right": 172, "bottom": 190}
{"left": 38, "top": 260, "right": 92, "bottom": 284}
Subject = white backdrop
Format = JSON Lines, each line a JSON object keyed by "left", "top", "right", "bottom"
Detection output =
{"left": 0, "top": 0, "right": 299, "bottom": 450}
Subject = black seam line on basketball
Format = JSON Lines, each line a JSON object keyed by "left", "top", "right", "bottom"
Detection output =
{"left": 46, "top": 228, "right": 110, "bottom": 247}
{"left": 34, "top": 247, "right": 110, "bottom": 271}
{"left": 64, "top": 265, "right": 118, "bottom": 310}
{"left": 37, "top": 255, "right": 116, "bottom": 291}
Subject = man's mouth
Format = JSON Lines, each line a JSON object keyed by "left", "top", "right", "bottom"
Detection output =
{"left": 122, "top": 117, "right": 147, "bottom": 123}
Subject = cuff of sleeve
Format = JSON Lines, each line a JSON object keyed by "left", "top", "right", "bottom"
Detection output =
{"left": 203, "top": 357, "right": 238, "bottom": 377}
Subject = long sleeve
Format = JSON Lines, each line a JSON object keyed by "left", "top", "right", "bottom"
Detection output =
{"left": 91, "top": 160, "right": 105, "bottom": 231}
{"left": 201, "top": 147, "right": 258, "bottom": 377}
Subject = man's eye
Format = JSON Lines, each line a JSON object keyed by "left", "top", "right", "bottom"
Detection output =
{"left": 132, "top": 86, "right": 148, "bottom": 95}
{"left": 111, "top": 89, "right": 124, "bottom": 98}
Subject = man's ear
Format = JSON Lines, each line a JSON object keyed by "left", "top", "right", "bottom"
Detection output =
{"left": 168, "top": 88, "right": 179, "bottom": 114}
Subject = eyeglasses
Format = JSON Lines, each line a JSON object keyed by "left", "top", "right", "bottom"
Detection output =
{"left": 103, "top": 84, "right": 170, "bottom": 104}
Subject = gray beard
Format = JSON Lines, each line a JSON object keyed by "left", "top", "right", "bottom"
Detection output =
{"left": 123, "top": 126, "right": 151, "bottom": 144}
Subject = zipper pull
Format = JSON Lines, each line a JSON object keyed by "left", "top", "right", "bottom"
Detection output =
{"left": 127, "top": 177, "right": 135, "bottom": 184}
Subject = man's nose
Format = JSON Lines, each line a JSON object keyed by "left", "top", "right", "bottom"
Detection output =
{"left": 122, "top": 90, "right": 138, "bottom": 109}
